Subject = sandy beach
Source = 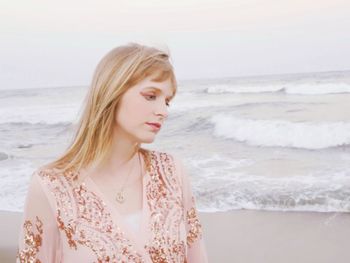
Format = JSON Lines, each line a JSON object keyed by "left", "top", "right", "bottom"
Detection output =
{"left": 202, "top": 210, "right": 350, "bottom": 263}
{"left": 1, "top": 210, "right": 350, "bottom": 262}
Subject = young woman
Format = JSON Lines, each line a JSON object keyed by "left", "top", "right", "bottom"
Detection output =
{"left": 16, "top": 43, "right": 208, "bottom": 262}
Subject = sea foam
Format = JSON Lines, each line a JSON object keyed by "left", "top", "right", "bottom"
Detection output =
{"left": 210, "top": 114, "right": 350, "bottom": 149}
{"left": 206, "top": 83, "right": 350, "bottom": 95}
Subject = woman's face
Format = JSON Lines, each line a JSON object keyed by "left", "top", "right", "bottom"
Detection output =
{"left": 114, "top": 73, "right": 174, "bottom": 144}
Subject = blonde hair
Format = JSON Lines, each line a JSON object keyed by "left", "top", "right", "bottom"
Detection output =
{"left": 44, "top": 42, "right": 177, "bottom": 176}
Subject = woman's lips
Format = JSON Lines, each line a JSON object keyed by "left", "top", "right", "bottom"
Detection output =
{"left": 146, "top": 122, "right": 161, "bottom": 131}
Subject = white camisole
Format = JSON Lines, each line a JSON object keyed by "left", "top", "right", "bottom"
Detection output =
{"left": 123, "top": 209, "right": 142, "bottom": 234}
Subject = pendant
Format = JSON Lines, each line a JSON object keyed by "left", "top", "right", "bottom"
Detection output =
{"left": 116, "top": 191, "right": 125, "bottom": 203}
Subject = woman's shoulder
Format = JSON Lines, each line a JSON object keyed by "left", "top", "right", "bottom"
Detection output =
{"left": 146, "top": 149, "right": 181, "bottom": 165}
{"left": 147, "top": 149, "right": 185, "bottom": 177}
{"left": 32, "top": 165, "right": 78, "bottom": 186}
{"left": 144, "top": 148, "right": 174, "bottom": 158}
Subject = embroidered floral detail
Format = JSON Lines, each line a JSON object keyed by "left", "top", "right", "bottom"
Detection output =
{"left": 186, "top": 201, "right": 203, "bottom": 247}
{"left": 30, "top": 150, "right": 193, "bottom": 262}
{"left": 144, "top": 151, "right": 187, "bottom": 262}
{"left": 37, "top": 167, "right": 145, "bottom": 262}
{"left": 146, "top": 241, "right": 186, "bottom": 263}
{"left": 56, "top": 209, "right": 77, "bottom": 249}
{"left": 17, "top": 216, "right": 44, "bottom": 263}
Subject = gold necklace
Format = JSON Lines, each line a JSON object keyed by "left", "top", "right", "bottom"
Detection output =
{"left": 115, "top": 151, "right": 141, "bottom": 203}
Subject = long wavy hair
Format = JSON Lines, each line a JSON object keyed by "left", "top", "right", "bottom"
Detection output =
{"left": 44, "top": 42, "right": 177, "bottom": 177}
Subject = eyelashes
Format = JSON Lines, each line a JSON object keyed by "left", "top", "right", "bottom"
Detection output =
{"left": 144, "top": 94, "right": 171, "bottom": 107}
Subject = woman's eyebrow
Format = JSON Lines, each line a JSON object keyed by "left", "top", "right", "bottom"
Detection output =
{"left": 143, "top": 86, "right": 174, "bottom": 99}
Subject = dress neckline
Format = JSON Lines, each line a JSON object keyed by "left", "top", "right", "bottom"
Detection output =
{"left": 82, "top": 151, "right": 153, "bottom": 260}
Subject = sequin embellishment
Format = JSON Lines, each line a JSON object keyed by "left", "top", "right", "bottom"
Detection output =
{"left": 38, "top": 167, "right": 145, "bottom": 262}
{"left": 17, "top": 216, "right": 43, "bottom": 263}
{"left": 186, "top": 200, "right": 203, "bottom": 247}
{"left": 29, "top": 150, "right": 201, "bottom": 262}
{"left": 143, "top": 152, "right": 187, "bottom": 262}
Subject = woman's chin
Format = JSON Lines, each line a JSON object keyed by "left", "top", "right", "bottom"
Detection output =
{"left": 140, "top": 134, "right": 156, "bottom": 144}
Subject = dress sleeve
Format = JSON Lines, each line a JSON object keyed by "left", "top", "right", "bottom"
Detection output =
{"left": 16, "top": 169, "right": 62, "bottom": 263}
{"left": 173, "top": 155, "right": 209, "bottom": 263}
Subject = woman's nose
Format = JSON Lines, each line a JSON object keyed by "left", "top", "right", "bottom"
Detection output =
{"left": 154, "top": 100, "right": 169, "bottom": 119}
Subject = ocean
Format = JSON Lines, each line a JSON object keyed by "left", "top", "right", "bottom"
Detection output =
{"left": 1, "top": 70, "right": 350, "bottom": 213}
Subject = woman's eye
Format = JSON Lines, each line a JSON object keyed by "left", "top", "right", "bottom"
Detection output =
{"left": 144, "top": 94, "right": 170, "bottom": 107}
{"left": 145, "top": 94, "right": 156, "bottom": 100}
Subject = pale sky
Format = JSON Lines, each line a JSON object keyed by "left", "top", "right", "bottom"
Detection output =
{"left": 0, "top": 0, "right": 349, "bottom": 89}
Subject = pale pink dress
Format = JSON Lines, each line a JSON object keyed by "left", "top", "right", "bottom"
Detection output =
{"left": 16, "top": 150, "right": 208, "bottom": 262}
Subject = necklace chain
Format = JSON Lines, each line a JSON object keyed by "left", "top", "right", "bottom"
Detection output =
{"left": 115, "top": 151, "right": 141, "bottom": 203}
